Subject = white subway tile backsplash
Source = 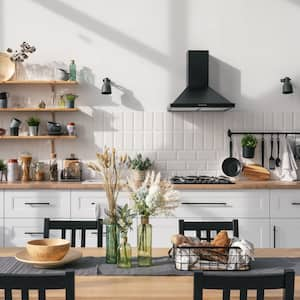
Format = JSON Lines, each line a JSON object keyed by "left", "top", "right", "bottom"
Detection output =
{"left": 144, "top": 112, "right": 153, "bottom": 130}
{"left": 164, "top": 112, "right": 173, "bottom": 131}
{"left": 174, "top": 131, "right": 184, "bottom": 150}
{"left": 154, "top": 112, "right": 164, "bottom": 130}
{"left": 157, "top": 151, "right": 177, "bottom": 160}
{"left": 167, "top": 161, "right": 186, "bottom": 170}
{"left": 133, "top": 112, "right": 144, "bottom": 130}
{"left": 153, "top": 131, "right": 164, "bottom": 149}
{"left": 144, "top": 132, "right": 153, "bottom": 150}
{"left": 133, "top": 132, "right": 144, "bottom": 150}
{"left": 184, "top": 131, "right": 193, "bottom": 150}
{"left": 177, "top": 151, "right": 196, "bottom": 160}
{"left": 184, "top": 112, "right": 194, "bottom": 130}
{"left": 186, "top": 161, "right": 206, "bottom": 170}
{"left": 173, "top": 112, "right": 184, "bottom": 130}
{"left": 124, "top": 112, "right": 134, "bottom": 130}
{"left": 197, "top": 151, "right": 217, "bottom": 160}
{"left": 124, "top": 132, "right": 134, "bottom": 150}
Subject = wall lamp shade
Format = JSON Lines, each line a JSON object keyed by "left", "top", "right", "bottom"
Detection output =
{"left": 281, "top": 77, "right": 293, "bottom": 94}
{"left": 101, "top": 78, "right": 112, "bottom": 95}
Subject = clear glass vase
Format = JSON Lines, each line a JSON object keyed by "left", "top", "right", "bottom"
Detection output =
{"left": 117, "top": 236, "right": 132, "bottom": 268}
{"left": 137, "top": 216, "right": 152, "bottom": 267}
{"left": 106, "top": 224, "right": 119, "bottom": 264}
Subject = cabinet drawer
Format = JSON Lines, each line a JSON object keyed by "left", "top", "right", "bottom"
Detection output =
{"left": 270, "top": 190, "right": 300, "bottom": 217}
{"left": 5, "top": 190, "right": 70, "bottom": 218}
{"left": 71, "top": 191, "right": 128, "bottom": 219}
{"left": 5, "top": 218, "right": 68, "bottom": 247}
{"left": 176, "top": 191, "right": 269, "bottom": 218}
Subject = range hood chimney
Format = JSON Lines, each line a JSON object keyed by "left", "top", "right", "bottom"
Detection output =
{"left": 168, "top": 50, "right": 235, "bottom": 112}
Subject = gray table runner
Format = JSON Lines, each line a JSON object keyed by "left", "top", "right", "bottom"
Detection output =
{"left": 0, "top": 257, "right": 299, "bottom": 276}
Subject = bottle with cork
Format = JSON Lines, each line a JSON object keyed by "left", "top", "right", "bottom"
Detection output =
{"left": 49, "top": 153, "right": 58, "bottom": 181}
{"left": 69, "top": 60, "right": 76, "bottom": 81}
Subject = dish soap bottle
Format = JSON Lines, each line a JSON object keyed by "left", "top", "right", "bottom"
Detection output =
{"left": 69, "top": 60, "right": 76, "bottom": 81}
{"left": 49, "top": 153, "right": 58, "bottom": 181}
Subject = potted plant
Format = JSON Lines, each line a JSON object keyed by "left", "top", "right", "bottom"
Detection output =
{"left": 116, "top": 204, "right": 136, "bottom": 268}
{"left": 64, "top": 94, "right": 78, "bottom": 108}
{"left": 241, "top": 134, "right": 257, "bottom": 158}
{"left": 27, "top": 117, "right": 40, "bottom": 136}
{"left": 128, "top": 171, "right": 180, "bottom": 266}
{"left": 128, "top": 153, "right": 152, "bottom": 187}
{"left": 0, "top": 160, "right": 7, "bottom": 182}
{"left": 88, "top": 148, "right": 127, "bottom": 264}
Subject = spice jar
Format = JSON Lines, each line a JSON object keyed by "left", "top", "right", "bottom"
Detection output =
{"left": 20, "top": 152, "right": 32, "bottom": 182}
{"left": 34, "top": 162, "right": 45, "bottom": 181}
{"left": 67, "top": 122, "right": 76, "bottom": 136}
{"left": 7, "top": 159, "right": 19, "bottom": 182}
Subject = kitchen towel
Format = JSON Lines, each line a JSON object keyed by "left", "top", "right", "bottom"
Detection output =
{"left": 1, "top": 257, "right": 300, "bottom": 276}
{"left": 280, "top": 137, "right": 297, "bottom": 181}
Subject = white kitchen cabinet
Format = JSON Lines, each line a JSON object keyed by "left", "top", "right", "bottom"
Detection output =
{"left": 148, "top": 217, "right": 178, "bottom": 248}
{"left": 270, "top": 190, "right": 300, "bottom": 218}
{"left": 0, "top": 191, "right": 3, "bottom": 218}
{"left": 176, "top": 190, "right": 269, "bottom": 218}
{"left": 5, "top": 190, "right": 70, "bottom": 219}
{"left": 271, "top": 219, "right": 300, "bottom": 248}
{"left": 238, "top": 219, "right": 270, "bottom": 248}
{"left": 70, "top": 191, "right": 128, "bottom": 219}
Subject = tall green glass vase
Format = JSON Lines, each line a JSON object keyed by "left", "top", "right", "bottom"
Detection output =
{"left": 106, "top": 224, "right": 119, "bottom": 264}
{"left": 117, "top": 235, "right": 132, "bottom": 268}
{"left": 137, "top": 216, "right": 152, "bottom": 267}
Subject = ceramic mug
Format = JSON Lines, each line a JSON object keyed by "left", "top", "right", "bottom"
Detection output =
{"left": 10, "top": 118, "right": 21, "bottom": 128}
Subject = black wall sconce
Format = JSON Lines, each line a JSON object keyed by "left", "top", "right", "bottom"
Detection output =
{"left": 281, "top": 77, "right": 293, "bottom": 94}
{"left": 101, "top": 78, "right": 112, "bottom": 95}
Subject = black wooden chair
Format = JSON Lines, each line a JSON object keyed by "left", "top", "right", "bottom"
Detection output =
{"left": 0, "top": 271, "right": 74, "bottom": 300}
{"left": 179, "top": 219, "right": 239, "bottom": 242}
{"left": 44, "top": 218, "right": 103, "bottom": 247}
{"left": 194, "top": 269, "right": 295, "bottom": 300}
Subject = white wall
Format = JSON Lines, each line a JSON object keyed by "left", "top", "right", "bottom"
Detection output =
{"left": 1, "top": 0, "right": 300, "bottom": 176}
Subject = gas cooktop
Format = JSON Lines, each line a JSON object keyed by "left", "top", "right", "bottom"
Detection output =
{"left": 170, "top": 175, "right": 234, "bottom": 184}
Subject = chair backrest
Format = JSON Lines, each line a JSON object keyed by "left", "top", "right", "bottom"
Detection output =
{"left": 44, "top": 218, "right": 103, "bottom": 247}
{"left": 0, "top": 272, "right": 74, "bottom": 300}
{"left": 179, "top": 219, "right": 239, "bottom": 242}
{"left": 194, "top": 269, "right": 295, "bottom": 300}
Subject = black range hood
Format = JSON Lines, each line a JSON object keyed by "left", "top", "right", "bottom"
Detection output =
{"left": 168, "top": 50, "right": 235, "bottom": 112}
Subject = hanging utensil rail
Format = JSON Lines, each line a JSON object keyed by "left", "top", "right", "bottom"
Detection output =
{"left": 228, "top": 129, "right": 300, "bottom": 137}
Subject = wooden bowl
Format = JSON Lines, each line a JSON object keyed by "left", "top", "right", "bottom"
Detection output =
{"left": 0, "top": 52, "right": 15, "bottom": 81}
{"left": 26, "top": 239, "right": 70, "bottom": 261}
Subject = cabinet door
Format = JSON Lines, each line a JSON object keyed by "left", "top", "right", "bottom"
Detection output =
{"left": 71, "top": 191, "right": 128, "bottom": 219}
{"left": 177, "top": 190, "right": 269, "bottom": 218}
{"left": 148, "top": 217, "right": 178, "bottom": 248}
{"left": 271, "top": 219, "right": 300, "bottom": 248}
{"left": 0, "top": 190, "right": 3, "bottom": 218}
{"left": 270, "top": 190, "right": 300, "bottom": 218}
{"left": 5, "top": 190, "right": 70, "bottom": 218}
{"left": 238, "top": 219, "right": 270, "bottom": 248}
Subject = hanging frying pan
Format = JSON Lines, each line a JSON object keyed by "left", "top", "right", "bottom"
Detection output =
{"left": 222, "top": 136, "right": 242, "bottom": 177}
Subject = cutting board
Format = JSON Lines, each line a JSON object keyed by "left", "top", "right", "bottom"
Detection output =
{"left": 243, "top": 164, "right": 271, "bottom": 181}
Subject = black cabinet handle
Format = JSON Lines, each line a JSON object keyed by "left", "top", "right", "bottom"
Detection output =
{"left": 24, "top": 202, "right": 50, "bottom": 206}
{"left": 24, "top": 232, "right": 44, "bottom": 235}
{"left": 181, "top": 202, "right": 228, "bottom": 206}
{"left": 273, "top": 225, "right": 276, "bottom": 248}
{"left": 292, "top": 202, "right": 300, "bottom": 205}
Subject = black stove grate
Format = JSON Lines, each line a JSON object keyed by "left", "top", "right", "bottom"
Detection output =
{"left": 170, "top": 175, "right": 234, "bottom": 184}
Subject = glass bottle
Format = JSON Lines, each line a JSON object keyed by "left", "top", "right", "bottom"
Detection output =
{"left": 117, "top": 235, "right": 132, "bottom": 268}
{"left": 137, "top": 216, "right": 152, "bottom": 267}
{"left": 34, "top": 162, "right": 45, "bottom": 181}
{"left": 49, "top": 153, "right": 58, "bottom": 181}
{"left": 69, "top": 60, "right": 76, "bottom": 81}
{"left": 106, "top": 223, "right": 119, "bottom": 264}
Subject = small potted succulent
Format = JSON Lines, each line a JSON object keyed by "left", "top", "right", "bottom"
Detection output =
{"left": 0, "top": 160, "right": 7, "bottom": 182}
{"left": 128, "top": 153, "right": 152, "bottom": 187}
{"left": 241, "top": 134, "right": 257, "bottom": 158}
{"left": 64, "top": 94, "right": 78, "bottom": 108}
{"left": 27, "top": 117, "right": 40, "bottom": 136}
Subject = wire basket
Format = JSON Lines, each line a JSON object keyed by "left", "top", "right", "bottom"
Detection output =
{"left": 171, "top": 245, "right": 251, "bottom": 271}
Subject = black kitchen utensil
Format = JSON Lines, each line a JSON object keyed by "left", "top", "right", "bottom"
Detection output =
{"left": 269, "top": 134, "right": 276, "bottom": 170}
{"left": 222, "top": 137, "right": 241, "bottom": 177}
{"left": 276, "top": 133, "right": 281, "bottom": 167}
{"left": 261, "top": 134, "right": 265, "bottom": 167}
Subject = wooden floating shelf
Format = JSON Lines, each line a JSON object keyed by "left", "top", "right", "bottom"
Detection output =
{"left": 0, "top": 80, "right": 78, "bottom": 85}
{"left": 0, "top": 108, "right": 79, "bottom": 112}
{"left": 0, "top": 135, "right": 77, "bottom": 140}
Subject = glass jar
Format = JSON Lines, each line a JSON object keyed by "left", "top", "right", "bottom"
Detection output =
{"left": 20, "top": 153, "right": 32, "bottom": 182}
{"left": 34, "top": 162, "right": 45, "bottom": 181}
{"left": 106, "top": 224, "right": 119, "bottom": 264}
{"left": 117, "top": 235, "right": 132, "bottom": 268}
{"left": 49, "top": 153, "right": 58, "bottom": 181}
{"left": 137, "top": 216, "right": 152, "bottom": 267}
{"left": 7, "top": 159, "right": 19, "bottom": 182}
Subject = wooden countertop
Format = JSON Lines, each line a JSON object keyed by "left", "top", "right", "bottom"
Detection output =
{"left": 1, "top": 180, "right": 300, "bottom": 190}
{"left": 2, "top": 248, "right": 300, "bottom": 300}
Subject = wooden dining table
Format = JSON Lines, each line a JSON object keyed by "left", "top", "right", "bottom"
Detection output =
{"left": 0, "top": 248, "right": 300, "bottom": 300}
